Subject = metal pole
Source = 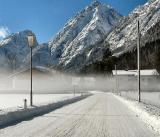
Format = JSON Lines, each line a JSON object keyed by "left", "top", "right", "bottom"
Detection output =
{"left": 115, "top": 65, "right": 117, "bottom": 94}
{"left": 30, "top": 47, "right": 33, "bottom": 106}
{"left": 137, "top": 20, "right": 141, "bottom": 102}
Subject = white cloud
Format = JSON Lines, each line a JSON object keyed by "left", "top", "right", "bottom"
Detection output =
{"left": 0, "top": 26, "right": 10, "bottom": 40}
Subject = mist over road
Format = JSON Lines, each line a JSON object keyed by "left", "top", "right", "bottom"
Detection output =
{"left": 0, "top": 93, "right": 158, "bottom": 137}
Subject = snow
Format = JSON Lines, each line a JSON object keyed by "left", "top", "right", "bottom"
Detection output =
{"left": 134, "top": 69, "right": 159, "bottom": 76}
{"left": 112, "top": 70, "right": 137, "bottom": 76}
{"left": 107, "top": 0, "right": 160, "bottom": 55}
{"left": 0, "top": 0, "right": 159, "bottom": 73}
{"left": 114, "top": 93, "right": 160, "bottom": 135}
{"left": 120, "top": 91, "right": 160, "bottom": 108}
{"left": 0, "top": 93, "right": 90, "bottom": 128}
{"left": 0, "top": 93, "right": 157, "bottom": 137}
{"left": 0, "top": 38, "right": 11, "bottom": 45}
{"left": 49, "top": 1, "right": 122, "bottom": 72}
{"left": 0, "top": 30, "right": 38, "bottom": 70}
{"left": 0, "top": 93, "right": 81, "bottom": 110}
{"left": 112, "top": 69, "right": 159, "bottom": 76}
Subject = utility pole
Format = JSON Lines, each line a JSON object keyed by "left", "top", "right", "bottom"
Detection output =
{"left": 115, "top": 65, "right": 118, "bottom": 94}
{"left": 137, "top": 20, "right": 141, "bottom": 102}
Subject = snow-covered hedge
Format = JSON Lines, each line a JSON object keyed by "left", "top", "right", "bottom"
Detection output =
{"left": 0, "top": 94, "right": 91, "bottom": 128}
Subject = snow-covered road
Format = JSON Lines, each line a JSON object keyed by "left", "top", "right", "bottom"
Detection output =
{"left": 0, "top": 93, "right": 158, "bottom": 137}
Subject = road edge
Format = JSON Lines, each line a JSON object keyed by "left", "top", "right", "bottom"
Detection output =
{"left": 112, "top": 93, "right": 160, "bottom": 136}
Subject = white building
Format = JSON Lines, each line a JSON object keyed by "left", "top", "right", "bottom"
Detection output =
{"left": 112, "top": 69, "right": 159, "bottom": 91}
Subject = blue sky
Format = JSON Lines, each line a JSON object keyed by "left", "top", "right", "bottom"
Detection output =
{"left": 0, "top": 0, "right": 147, "bottom": 43}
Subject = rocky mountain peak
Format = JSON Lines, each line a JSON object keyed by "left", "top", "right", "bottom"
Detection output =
{"left": 0, "top": 30, "right": 38, "bottom": 70}
{"left": 106, "top": 0, "right": 160, "bottom": 56}
{"left": 91, "top": 0, "right": 101, "bottom": 7}
{"left": 48, "top": 1, "right": 122, "bottom": 72}
{"left": 0, "top": 30, "right": 38, "bottom": 47}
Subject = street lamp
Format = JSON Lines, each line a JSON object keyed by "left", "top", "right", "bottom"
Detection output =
{"left": 27, "top": 35, "right": 35, "bottom": 106}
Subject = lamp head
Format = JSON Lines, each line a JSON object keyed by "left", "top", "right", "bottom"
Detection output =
{"left": 27, "top": 35, "right": 34, "bottom": 48}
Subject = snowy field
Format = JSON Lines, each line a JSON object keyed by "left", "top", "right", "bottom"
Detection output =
{"left": 120, "top": 91, "right": 160, "bottom": 108}
{"left": 0, "top": 93, "right": 80, "bottom": 110}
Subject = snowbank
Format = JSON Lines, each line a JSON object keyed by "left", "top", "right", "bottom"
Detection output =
{"left": 113, "top": 94, "right": 160, "bottom": 135}
{"left": 0, "top": 94, "right": 91, "bottom": 128}
{"left": 120, "top": 91, "right": 160, "bottom": 108}
{"left": 0, "top": 94, "right": 82, "bottom": 109}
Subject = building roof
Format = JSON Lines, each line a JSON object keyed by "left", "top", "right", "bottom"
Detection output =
{"left": 112, "top": 69, "right": 159, "bottom": 76}
{"left": 135, "top": 69, "right": 159, "bottom": 76}
{"left": 112, "top": 70, "right": 137, "bottom": 76}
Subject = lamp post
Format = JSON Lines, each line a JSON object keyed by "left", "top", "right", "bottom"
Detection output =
{"left": 137, "top": 20, "right": 141, "bottom": 102}
{"left": 27, "top": 35, "right": 35, "bottom": 106}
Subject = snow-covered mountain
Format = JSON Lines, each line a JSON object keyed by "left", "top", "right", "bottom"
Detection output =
{"left": 49, "top": 1, "right": 122, "bottom": 72}
{"left": 0, "top": 30, "right": 38, "bottom": 70}
{"left": 0, "top": 0, "right": 159, "bottom": 74}
{"left": 0, "top": 29, "right": 52, "bottom": 73}
{"left": 106, "top": 0, "right": 160, "bottom": 56}
{"left": 32, "top": 43, "right": 51, "bottom": 67}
